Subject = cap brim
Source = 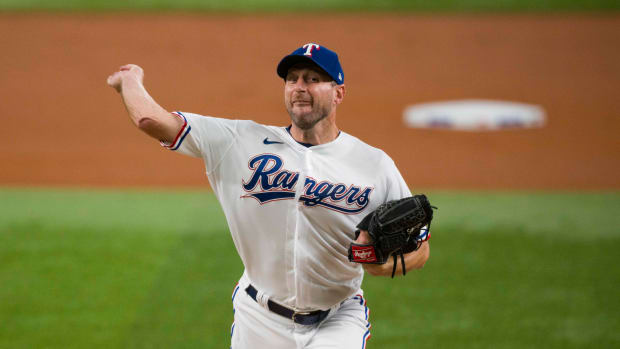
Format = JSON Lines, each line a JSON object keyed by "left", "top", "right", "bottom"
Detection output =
{"left": 276, "top": 55, "right": 333, "bottom": 81}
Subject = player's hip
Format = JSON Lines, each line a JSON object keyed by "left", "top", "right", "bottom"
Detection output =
{"left": 230, "top": 281, "right": 371, "bottom": 349}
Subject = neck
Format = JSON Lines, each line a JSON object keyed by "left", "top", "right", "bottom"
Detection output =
{"left": 290, "top": 114, "right": 339, "bottom": 145}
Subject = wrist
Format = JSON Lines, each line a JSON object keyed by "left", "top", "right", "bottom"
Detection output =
{"left": 121, "top": 74, "right": 143, "bottom": 91}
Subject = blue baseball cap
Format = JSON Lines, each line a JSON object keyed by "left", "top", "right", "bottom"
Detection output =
{"left": 277, "top": 43, "right": 344, "bottom": 85}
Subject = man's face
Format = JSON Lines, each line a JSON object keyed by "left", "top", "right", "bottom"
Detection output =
{"left": 284, "top": 64, "right": 338, "bottom": 130}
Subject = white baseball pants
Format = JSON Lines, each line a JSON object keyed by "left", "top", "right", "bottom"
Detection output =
{"left": 230, "top": 282, "right": 372, "bottom": 349}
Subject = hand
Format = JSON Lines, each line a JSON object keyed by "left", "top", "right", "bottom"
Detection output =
{"left": 354, "top": 229, "right": 372, "bottom": 244}
{"left": 353, "top": 229, "right": 429, "bottom": 276}
{"left": 353, "top": 230, "right": 389, "bottom": 275}
{"left": 106, "top": 64, "right": 144, "bottom": 93}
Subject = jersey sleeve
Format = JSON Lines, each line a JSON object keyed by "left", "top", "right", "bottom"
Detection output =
{"left": 161, "top": 111, "right": 238, "bottom": 173}
{"left": 382, "top": 155, "right": 412, "bottom": 202}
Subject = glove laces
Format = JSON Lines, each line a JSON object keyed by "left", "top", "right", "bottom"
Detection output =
{"left": 391, "top": 220, "right": 433, "bottom": 278}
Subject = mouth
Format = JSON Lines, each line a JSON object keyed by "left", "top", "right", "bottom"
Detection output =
{"left": 292, "top": 100, "right": 312, "bottom": 106}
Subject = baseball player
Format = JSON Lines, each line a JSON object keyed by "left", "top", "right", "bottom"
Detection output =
{"left": 107, "top": 43, "right": 430, "bottom": 348}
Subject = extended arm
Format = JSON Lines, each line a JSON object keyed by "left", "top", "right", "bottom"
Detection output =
{"left": 107, "top": 64, "right": 183, "bottom": 143}
{"left": 354, "top": 229, "right": 430, "bottom": 277}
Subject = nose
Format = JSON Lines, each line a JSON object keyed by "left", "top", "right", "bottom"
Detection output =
{"left": 291, "top": 77, "right": 308, "bottom": 91}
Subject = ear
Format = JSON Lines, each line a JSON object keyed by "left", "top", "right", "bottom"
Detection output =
{"left": 334, "top": 84, "right": 345, "bottom": 105}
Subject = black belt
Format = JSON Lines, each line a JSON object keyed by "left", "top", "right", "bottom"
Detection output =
{"left": 245, "top": 285, "right": 330, "bottom": 325}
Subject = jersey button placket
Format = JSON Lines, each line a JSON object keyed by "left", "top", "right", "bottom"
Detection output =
{"left": 293, "top": 149, "right": 312, "bottom": 309}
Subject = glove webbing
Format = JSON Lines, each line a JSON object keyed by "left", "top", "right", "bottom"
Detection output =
{"left": 390, "top": 220, "right": 433, "bottom": 278}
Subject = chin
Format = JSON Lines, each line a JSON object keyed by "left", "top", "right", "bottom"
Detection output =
{"left": 293, "top": 115, "right": 327, "bottom": 130}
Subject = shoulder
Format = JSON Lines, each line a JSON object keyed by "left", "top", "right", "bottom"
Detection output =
{"left": 339, "top": 131, "right": 395, "bottom": 164}
{"left": 176, "top": 112, "right": 276, "bottom": 133}
{"left": 235, "top": 119, "right": 278, "bottom": 132}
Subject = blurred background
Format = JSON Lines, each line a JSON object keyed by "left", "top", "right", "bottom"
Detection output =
{"left": 0, "top": 0, "right": 619, "bottom": 348}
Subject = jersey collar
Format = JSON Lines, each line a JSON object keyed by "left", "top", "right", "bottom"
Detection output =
{"left": 285, "top": 125, "right": 341, "bottom": 148}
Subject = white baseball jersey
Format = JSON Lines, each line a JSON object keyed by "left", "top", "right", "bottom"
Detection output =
{"left": 164, "top": 111, "right": 411, "bottom": 311}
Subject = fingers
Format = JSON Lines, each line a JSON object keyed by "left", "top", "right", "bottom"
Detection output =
{"left": 106, "top": 72, "right": 121, "bottom": 92}
{"left": 120, "top": 64, "right": 137, "bottom": 71}
{"left": 106, "top": 70, "right": 126, "bottom": 92}
{"left": 119, "top": 64, "right": 143, "bottom": 75}
{"left": 106, "top": 64, "right": 143, "bottom": 92}
{"left": 106, "top": 71, "right": 119, "bottom": 85}
{"left": 355, "top": 229, "right": 373, "bottom": 244}
{"left": 110, "top": 64, "right": 142, "bottom": 78}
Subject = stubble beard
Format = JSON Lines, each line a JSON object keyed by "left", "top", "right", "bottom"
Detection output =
{"left": 287, "top": 101, "right": 331, "bottom": 130}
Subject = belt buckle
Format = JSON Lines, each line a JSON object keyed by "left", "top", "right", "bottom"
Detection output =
{"left": 292, "top": 311, "right": 311, "bottom": 323}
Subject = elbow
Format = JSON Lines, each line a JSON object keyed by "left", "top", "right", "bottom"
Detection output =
{"left": 137, "top": 117, "right": 157, "bottom": 132}
{"left": 136, "top": 113, "right": 182, "bottom": 143}
{"left": 137, "top": 117, "right": 166, "bottom": 140}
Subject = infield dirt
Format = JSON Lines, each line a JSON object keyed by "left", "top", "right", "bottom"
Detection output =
{"left": 1, "top": 14, "right": 618, "bottom": 189}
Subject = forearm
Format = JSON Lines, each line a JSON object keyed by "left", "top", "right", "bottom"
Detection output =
{"left": 107, "top": 64, "right": 183, "bottom": 143}
{"left": 119, "top": 77, "right": 163, "bottom": 125}
{"left": 363, "top": 242, "right": 429, "bottom": 277}
{"left": 119, "top": 77, "right": 180, "bottom": 141}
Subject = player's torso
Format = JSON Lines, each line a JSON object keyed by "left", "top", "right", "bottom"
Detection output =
{"left": 210, "top": 121, "right": 387, "bottom": 309}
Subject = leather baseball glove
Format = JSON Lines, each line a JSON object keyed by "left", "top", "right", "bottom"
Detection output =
{"left": 348, "top": 194, "right": 435, "bottom": 278}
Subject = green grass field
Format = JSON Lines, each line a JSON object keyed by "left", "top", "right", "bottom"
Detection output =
{"left": 0, "top": 0, "right": 618, "bottom": 11}
{"left": 1, "top": 188, "right": 618, "bottom": 348}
